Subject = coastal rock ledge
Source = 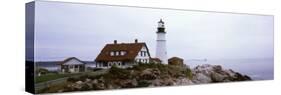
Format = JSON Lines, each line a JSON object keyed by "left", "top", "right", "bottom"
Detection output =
{"left": 192, "top": 64, "right": 251, "bottom": 84}
{"left": 40, "top": 64, "right": 251, "bottom": 93}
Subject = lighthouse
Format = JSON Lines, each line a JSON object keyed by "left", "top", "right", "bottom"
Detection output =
{"left": 156, "top": 19, "right": 168, "bottom": 64}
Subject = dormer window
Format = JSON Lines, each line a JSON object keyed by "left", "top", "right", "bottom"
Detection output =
{"left": 110, "top": 51, "right": 127, "bottom": 56}
{"left": 116, "top": 51, "right": 120, "bottom": 56}
{"left": 110, "top": 51, "right": 114, "bottom": 56}
{"left": 120, "top": 51, "right": 126, "bottom": 56}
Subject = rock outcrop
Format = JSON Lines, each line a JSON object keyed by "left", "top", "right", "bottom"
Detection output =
{"left": 192, "top": 64, "right": 251, "bottom": 83}
{"left": 41, "top": 64, "right": 251, "bottom": 93}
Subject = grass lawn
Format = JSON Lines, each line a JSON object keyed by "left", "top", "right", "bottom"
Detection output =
{"left": 35, "top": 70, "right": 108, "bottom": 84}
{"left": 35, "top": 73, "right": 80, "bottom": 84}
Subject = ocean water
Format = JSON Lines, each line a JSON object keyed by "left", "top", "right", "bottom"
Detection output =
{"left": 186, "top": 58, "right": 274, "bottom": 80}
{"left": 42, "top": 66, "right": 59, "bottom": 71}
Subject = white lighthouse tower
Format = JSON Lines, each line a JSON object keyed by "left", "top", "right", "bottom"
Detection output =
{"left": 156, "top": 19, "right": 168, "bottom": 64}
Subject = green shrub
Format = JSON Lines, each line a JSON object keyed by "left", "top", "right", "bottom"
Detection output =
{"left": 67, "top": 77, "right": 79, "bottom": 83}
{"left": 184, "top": 68, "right": 193, "bottom": 79}
{"left": 137, "top": 80, "right": 150, "bottom": 87}
{"left": 132, "top": 63, "right": 168, "bottom": 71}
{"left": 93, "top": 68, "right": 103, "bottom": 71}
{"left": 87, "top": 74, "right": 103, "bottom": 80}
{"left": 79, "top": 75, "right": 90, "bottom": 82}
{"left": 167, "top": 65, "right": 183, "bottom": 78}
{"left": 107, "top": 65, "right": 130, "bottom": 79}
{"left": 36, "top": 73, "right": 79, "bottom": 83}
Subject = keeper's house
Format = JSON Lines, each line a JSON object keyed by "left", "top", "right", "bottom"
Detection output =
{"left": 95, "top": 39, "right": 151, "bottom": 69}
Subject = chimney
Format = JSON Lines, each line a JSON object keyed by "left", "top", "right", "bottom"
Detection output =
{"left": 114, "top": 40, "right": 117, "bottom": 44}
{"left": 135, "top": 39, "right": 138, "bottom": 43}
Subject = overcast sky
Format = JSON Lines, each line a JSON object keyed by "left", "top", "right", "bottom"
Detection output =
{"left": 34, "top": 1, "right": 274, "bottom": 61}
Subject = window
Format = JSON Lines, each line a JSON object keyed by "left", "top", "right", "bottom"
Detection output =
{"left": 116, "top": 51, "right": 119, "bottom": 56}
{"left": 113, "top": 62, "right": 117, "bottom": 66}
{"left": 120, "top": 51, "right": 123, "bottom": 56}
{"left": 139, "top": 51, "right": 144, "bottom": 56}
{"left": 108, "top": 62, "right": 112, "bottom": 66}
{"left": 110, "top": 51, "right": 114, "bottom": 56}
{"left": 103, "top": 62, "right": 107, "bottom": 66}
{"left": 110, "top": 51, "right": 126, "bottom": 56}
{"left": 121, "top": 51, "right": 126, "bottom": 56}
{"left": 139, "top": 51, "right": 146, "bottom": 57}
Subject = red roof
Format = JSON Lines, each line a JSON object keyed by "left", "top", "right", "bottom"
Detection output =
{"left": 95, "top": 42, "right": 150, "bottom": 62}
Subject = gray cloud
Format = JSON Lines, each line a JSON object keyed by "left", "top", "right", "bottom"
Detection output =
{"left": 34, "top": 1, "right": 273, "bottom": 61}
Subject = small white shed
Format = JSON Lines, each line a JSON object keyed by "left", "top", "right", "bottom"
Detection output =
{"left": 60, "top": 57, "right": 86, "bottom": 73}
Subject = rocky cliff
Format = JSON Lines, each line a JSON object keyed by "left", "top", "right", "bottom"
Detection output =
{"left": 40, "top": 63, "right": 251, "bottom": 93}
{"left": 192, "top": 64, "right": 251, "bottom": 83}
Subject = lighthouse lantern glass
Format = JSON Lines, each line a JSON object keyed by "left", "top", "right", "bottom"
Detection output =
{"left": 158, "top": 22, "right": 164, "bottom": 28}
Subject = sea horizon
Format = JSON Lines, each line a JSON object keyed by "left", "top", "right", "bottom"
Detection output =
{"left": 186, "top": 58, "right": 274, "bottom": 80}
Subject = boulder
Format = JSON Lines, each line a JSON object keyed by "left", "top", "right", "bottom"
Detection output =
{"left": 192, "top": 73, "right": 212, "bottom": 83}
{"left": 174, "top": 78, "right": 194, "bottom": 85}
{"left": 140, "top": 68, "right": 160, "bottom": 80}
{"left": 93, "top": 83, "right": 105, "bottom": 90}
{"left": 76, "top": 81, "right": 83, "bottom": 84}
{"left": 151, "top": 79, "right": 162, "bottom": 86}
{"left": 119, "top": 79, "right": 138, "bottom": 88}
{"left": 210, "top": 72, "right": 225, "bottom": 82}
{"left": 192, "top": 64, "right": 252, "bottom": 83}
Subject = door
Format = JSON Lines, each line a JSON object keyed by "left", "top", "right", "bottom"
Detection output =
{"left": 69, "top": 65, "right": 75, "bottom": 73}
